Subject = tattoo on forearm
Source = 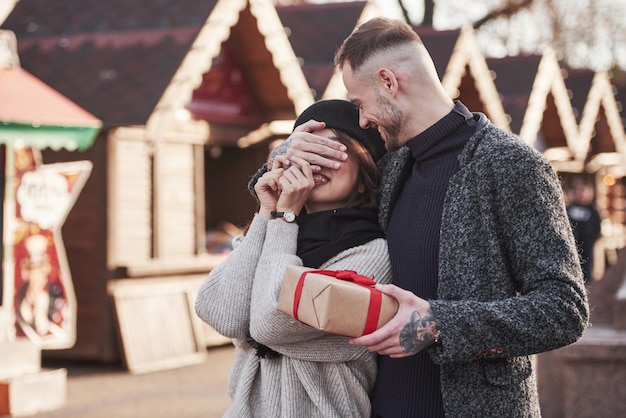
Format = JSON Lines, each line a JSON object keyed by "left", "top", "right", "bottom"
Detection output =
{"left": 399, "top": 310, "right": 438, "bottom": 354}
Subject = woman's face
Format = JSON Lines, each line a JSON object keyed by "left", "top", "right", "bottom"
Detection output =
{"left": 304, "top": 129, "right": 360, "bottom": 214}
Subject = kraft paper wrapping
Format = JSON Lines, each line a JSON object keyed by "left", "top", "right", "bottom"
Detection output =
{"left": 277, "top": 265, "right": 399, "bottom": 337}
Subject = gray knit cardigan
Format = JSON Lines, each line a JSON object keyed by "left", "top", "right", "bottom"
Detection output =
{"left": 379, "top": 114, "right": 589, "bottom": 417}
{"left": 195, "top": 214, "right": 392, "bottom": 417}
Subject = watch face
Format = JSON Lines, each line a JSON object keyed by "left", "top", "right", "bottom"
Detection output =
{"left": 284, "top": 210, "right": 296, "bottom": 222}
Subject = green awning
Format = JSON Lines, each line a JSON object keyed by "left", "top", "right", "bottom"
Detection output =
{"left": 1, "top": 66, "right": 102, "bottom": 151}
{"left": 0, "top": 121, "right": 99, "bottom": 151}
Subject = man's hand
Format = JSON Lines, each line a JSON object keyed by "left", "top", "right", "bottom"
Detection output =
{"left": 349, "top": 284, "right": 439, "bottom": 358}
{"left": 284, "top": 119, "right": 348, "bottom": 171}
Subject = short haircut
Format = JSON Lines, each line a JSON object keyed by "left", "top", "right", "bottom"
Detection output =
{"left": 334, "top": 17, "right": 422, "bottom": 71}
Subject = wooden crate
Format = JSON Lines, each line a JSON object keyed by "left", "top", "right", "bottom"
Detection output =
{"left": 107, "top": 275, "right": 230, "bottom": 374}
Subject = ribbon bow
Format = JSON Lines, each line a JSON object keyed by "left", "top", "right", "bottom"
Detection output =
{"left": 293, "top": 269, "right": 382, "bottom": 336}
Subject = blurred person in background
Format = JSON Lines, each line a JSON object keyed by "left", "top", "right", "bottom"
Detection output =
{"left": 567, "top": 178, "right": 602, "bottom": 284}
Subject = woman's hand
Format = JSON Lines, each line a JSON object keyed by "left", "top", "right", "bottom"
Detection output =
{"left": 275, "top": 156, "right": 315, "bottom": 215}
{"left": 255, "top": 156, "right": 290, "bottom": 218}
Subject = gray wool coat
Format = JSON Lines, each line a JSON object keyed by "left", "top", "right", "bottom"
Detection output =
{"left": 378, "top": 113, "right": 589, "bottom": 417}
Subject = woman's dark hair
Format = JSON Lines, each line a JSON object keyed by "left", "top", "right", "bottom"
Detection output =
{"left": 332, "top": 129, "right": 380, "bottom": 211}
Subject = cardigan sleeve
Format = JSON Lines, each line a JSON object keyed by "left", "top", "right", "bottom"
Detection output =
{"left": 194, "top": 214, "right": 268, "bottom": 339}
{"left": 249, "top": 220, "right": 393, "bottom": 362}
{"left": 428, "top": 134, "right": 589, "bottom": 363}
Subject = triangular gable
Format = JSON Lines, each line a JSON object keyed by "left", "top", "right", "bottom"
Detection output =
{"left": 185, "top": 41, "right": 263, "bottom": 126}
{"left": 436, "top": 25, "right": 509, "bottom": 131}
{"left": 518, "top": 48, "right": 579, "bottom": 153}
{"left": 276, "top": 1, "right": 370, "bottom": 101}
{"left": 239, "top": 0, "right": 380, "bottom": 146}
{"left": 488, "top": 49, "right": 580, "bottom": 166}
{"left": 614, "top": 70, "right": 626, "bottom": 130}
{"left": 563, "top": 68, "right": 595, "bottom": 123}
{"left": 578, "top": 71, "right": 626, "bottom": 172}
{"left": 320, "top": 0, "right": 381, "bottom": 100}
{"left": 145, "top": 0, "right": 313, "bottom": 143}
{"left": 488, "top": 54, "right": 540, "bottom": 135}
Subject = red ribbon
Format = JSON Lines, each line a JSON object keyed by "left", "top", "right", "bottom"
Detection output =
{"left": 292, "top": 269, "right": 382, "bottom": 336}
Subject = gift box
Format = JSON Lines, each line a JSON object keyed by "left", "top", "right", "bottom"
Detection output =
{"left": 277, "top": 265, "right": 399, "bottom": 338}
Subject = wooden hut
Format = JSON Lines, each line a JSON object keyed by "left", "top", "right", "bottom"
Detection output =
{"left": 2, "top": 0, "right": 313, "bottom": 369}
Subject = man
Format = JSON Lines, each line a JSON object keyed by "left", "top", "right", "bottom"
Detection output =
{"left": 567, "top": 179, "right": 602, "bottom": 283}
{"left": 252, "top": 17, "right": 589, "bottom": 417}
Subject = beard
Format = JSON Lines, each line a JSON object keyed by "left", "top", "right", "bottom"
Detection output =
{"left": 375, "top": 92, "right": 403, "bottom": 151}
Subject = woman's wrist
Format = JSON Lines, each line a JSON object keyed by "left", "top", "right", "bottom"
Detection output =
{"left": 258, "top": 207, "right": 274, "bottom": 219}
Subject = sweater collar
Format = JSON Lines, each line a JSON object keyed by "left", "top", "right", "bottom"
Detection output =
{"left": 406, "top": 101, "right": 474, "bottom": 162}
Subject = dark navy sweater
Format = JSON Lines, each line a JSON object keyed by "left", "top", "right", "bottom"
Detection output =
{"left": 371, "top": 101, "right": 476, "bottom": 417}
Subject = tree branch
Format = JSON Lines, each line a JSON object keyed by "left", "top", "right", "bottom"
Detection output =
{"left": 473, "top": 0, "right": 534, "bottom": 29}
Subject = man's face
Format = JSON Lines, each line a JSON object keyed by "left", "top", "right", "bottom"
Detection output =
{"left": 342, "top": 63, "right": 404, "bottom": 151}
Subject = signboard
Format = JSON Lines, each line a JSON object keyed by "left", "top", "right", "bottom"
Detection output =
{"left": 5, "top": 144, "right": 91, "bottom": 349}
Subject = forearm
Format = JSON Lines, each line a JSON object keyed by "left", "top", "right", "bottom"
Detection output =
{"left": 250, "top": 234, "right": 393, "bottom": 362}
{"left": 194, "top": 214, "right": 268, "bottom": 338}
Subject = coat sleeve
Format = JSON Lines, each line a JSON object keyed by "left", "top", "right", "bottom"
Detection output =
{"left": 194, "top": 214, "right": 268, "bottom": 339}
{"left": 248, "top": 220, "right": 393, "bottom": 362}
{"left": 429, "top": 138, "right": 589, "bottom": 363}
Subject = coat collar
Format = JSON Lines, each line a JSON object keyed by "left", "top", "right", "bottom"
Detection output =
{"left": 378, "top": 112, "right": 491, "bottom": 232}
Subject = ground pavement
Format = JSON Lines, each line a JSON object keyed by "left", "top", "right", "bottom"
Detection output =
{"left": 28, "top": 344, "right": 235, "bottom": 418}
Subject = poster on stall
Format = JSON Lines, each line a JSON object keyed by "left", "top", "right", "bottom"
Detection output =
{"left": 10, "top": 145, "right": 91, "bottom": 349}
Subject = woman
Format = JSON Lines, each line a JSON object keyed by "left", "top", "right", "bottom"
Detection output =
{"left": 195, "top": 99, "right": 391, "bottom": 417}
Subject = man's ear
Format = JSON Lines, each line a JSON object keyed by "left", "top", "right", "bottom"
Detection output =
{"left": 378, "top": 68, "right": 398, "bottom": 97}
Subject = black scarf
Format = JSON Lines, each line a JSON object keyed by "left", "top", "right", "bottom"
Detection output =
{"left": 296, "top": 207, "right": 385, "bottom": 268}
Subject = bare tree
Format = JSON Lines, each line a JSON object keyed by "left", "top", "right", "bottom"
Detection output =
{"left": 433, "top": 0, "right": 626, "bottom": 70}
{"left": 423, "top": 0, "right": 434, "bottom": 26}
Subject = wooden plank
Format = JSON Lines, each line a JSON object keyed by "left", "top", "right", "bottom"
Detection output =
{"left": 107, "top": 276, "right": 210, "bottom": 374}
{"left": 107, "top": 137, "right": 152, "bottom": 267}
{"left": 154, "top": 142, "right": 197, "bottom": 258}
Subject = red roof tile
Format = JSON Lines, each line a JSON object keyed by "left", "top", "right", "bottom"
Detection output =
{"left": 0, "top": 66, "right": 99, "bottom": 126}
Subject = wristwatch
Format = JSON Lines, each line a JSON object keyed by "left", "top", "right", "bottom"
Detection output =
{"left": 271, "top": 209, "right": 297, "bottom": 223}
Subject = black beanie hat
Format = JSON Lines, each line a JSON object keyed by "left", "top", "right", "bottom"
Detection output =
{"left": 294, "top": 99, "right": 386, "bottom": 162}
